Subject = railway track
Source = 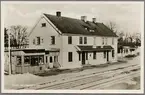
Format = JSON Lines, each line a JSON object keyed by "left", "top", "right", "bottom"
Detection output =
{"left": 80, "top": 71, "right": 139, "bottom": 90}
{"left": 32, "top": 64, "right": 140, "bottom": 90}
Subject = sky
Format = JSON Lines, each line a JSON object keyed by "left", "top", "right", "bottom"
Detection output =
{"left": 2, "top": 1, "right": 144, "bottom": 34}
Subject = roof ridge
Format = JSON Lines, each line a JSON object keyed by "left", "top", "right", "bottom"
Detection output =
{"left": 44, "top": 13, "right": 81, "bottom": 21}
{"left": 44, "top": 13, "right": 102, "bottom": 24}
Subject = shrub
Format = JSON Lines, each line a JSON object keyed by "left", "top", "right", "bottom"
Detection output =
{"left": 125, "top": 54, "right": 136, "bottom": 58}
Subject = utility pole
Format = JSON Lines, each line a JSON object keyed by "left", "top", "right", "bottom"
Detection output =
{"left": 8, "top": 29, "right": 12, "bottom": 75}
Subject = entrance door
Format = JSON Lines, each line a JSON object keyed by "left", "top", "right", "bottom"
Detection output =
{"left": 31, "top": 56, "right": 39, "bottom": 66}
{"left": 107, "top": 51, "right": 109, "bottom": 62}
{"left": 82, "top": 52, "right": 85, "bottom": 65}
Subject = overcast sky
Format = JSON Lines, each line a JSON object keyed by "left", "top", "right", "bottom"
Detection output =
{"left": 2, "top": 1, "right": 144, "bottom": 34}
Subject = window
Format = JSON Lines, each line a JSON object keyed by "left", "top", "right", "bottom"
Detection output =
{"left": 112, "top": 50, "right": 114, "bottom": 58}
{"left": 41, "top": 39, "right": 43, "bottom": 43}
{"left": 31, "top": 56, "right": 40, "bottom": 66}
{"left": 84, "top": 37, "right": 87, "bottom": 44}
{"left": 51, "top": 36, "right": 55, "bottom": 45}
{"left": 104, "top": 51, "right": 106, "bottom": 58}
{"left": 33, "top": 39, "right": 35, "bottom": 44}
{"left": 42, "top": 23, "right": 46, "bottom": 27}
{"left": 105, "top": 38, "right": 107, "bottom": 45}
{"left": 126, "top": 49, "right": 128, "bottom": 53}
{"left": 102, "top": 38, "right": 104, "bottom": 45}
{"left": 93, "top": 52, "right": 96, "bottom": 59}
{"left": 124, "top": 49, "right": 126, "bottom": 53}
{"left": 93, "top": 37, "right": 96, "bottom": 45}
{"left": 121, "top": 49, "right": 123, "bottom": 53}
{"left": 86, "top": 52, "right": 88, "bottom": 60}
{"left": 68, "top": 36, "right": 72, "bottom": 44}
{"left": 50, "top": 56, "right": 53, "bottom": 63}
{"left": 68, "top": 52, "right": 73, "bottom": 62}
{"left": 54, "top": 56, "right": 58, "bottom": 62}
{"left": 79, "top": 37, "right": 83, "bottom": 44}
{"left": 24, "top": 56, "right": 30, "bottom": 64}
{"left": 79, "top": 52, "right": 81, "bottom": 61}
{"left": 118, "top": 48, "right": 120, "bottom": 53}
{"left": 37, "top": 37, "right": 40, "bottom": 45}
{"left": 112, "top": 38, "right": 114, "bottom": 45}
{"left": 39, "top": 56, "right": 44, "bottom": 63}
{"left": 17, "top": 56, "right": 21, "bottom": 65}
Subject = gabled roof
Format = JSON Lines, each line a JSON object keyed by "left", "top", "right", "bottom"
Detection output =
{"left": 44, "top": 13, "right": 118, "bottom": 37}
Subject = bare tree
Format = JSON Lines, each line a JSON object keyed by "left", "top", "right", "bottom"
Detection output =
{"left": 106, "top": 21, "right": 117, "bottom": 33}
{"left": 117, "top": 31, "right": 125, "bottom": 45}
{"left": 133, "top": 33, "right": 141, "bottom": 46}
{"left": 4, "top": 28, "right": 8, "bottom": 47}
{"left": 9, "top": 25, "right": 28, "bottom": 48}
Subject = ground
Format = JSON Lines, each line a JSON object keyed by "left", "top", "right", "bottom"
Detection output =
{"left": 4, "top": 54, "right": 141, "bottom": 90}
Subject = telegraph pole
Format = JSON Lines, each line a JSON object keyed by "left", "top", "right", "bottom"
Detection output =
{"left": 8, "top": 29, "right": 12, "bottom": 75}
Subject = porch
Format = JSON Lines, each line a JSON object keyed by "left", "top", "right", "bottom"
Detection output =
{"left": 76, "top": 45, "right": 114, "bottom": 65}
{"left": 8, "top": 48, "right": 60, "bottom": 74}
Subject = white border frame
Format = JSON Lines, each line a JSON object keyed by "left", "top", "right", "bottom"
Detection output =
{"left": 1, "top": 1, "right": 144, "bottom": 94}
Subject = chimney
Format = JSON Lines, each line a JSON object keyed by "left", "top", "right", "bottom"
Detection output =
{"left": 56, "top": 11, "right": 61, "bottom": 17}
{"left": 81, "top": 16, "right": 87, "bottom": 22}
{"left": 92, "top": 18, "right": 96, "bottom": 23}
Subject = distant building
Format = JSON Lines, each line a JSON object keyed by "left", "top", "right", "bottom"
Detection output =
{"left": 118, "top": 43, "right": 138, "bottom": 57}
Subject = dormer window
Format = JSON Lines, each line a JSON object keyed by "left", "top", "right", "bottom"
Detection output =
{"left": 90, "top": 30, "right": 94, "bottom": 32}
{"left": 41, "top": 23, "right": 46, "bottom": 27}
{"left": 85, "top": 28, "right": 88, "bottom": 30}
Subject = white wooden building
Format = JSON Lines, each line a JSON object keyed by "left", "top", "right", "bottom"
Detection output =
{"left": 8, "top": 12, "right": 118, "bottom": 73}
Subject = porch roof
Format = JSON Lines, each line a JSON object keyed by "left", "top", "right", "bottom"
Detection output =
{"left": 7, "top": 48, "right": 60, "bottom": 53}
{"left": 76, "top": 45, "right": 114, "bottom": 52}
{"left": 23, "top": 49, "right": 45, "bottom": 53}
